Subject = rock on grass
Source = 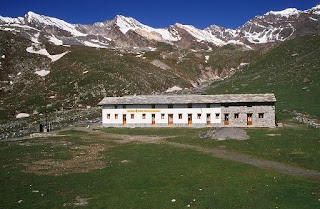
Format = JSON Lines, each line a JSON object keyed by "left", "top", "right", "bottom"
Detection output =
{"left": 199, "top": 127, "right": 249, "bottom": 140}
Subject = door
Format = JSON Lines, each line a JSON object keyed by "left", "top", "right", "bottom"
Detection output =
{"left": 152, "top": 114, "right": 155, "bottom": 125}
{"left": 206, "top": 114, "right": 211, "bottom": 125}
{"left": 247, "top": 113, "right": 253, "bottom": 125}
{"left": 123, "top": 114, "right": 127, "bottom": 125}
{"left": 224, "top": 114, "right": 229, "bottom": 125}
{"left": 168, "top": 114, "right": 173, "bottom": 125}
{"left": 188, "top": 114, "right": 192, "bottom": 125}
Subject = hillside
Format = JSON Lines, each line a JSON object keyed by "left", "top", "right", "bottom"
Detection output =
{"left": 206, "top": 35, "right": 320, "bottom": 120}
{"left": 0, "top": 31, "right": 256, "bottom": 120}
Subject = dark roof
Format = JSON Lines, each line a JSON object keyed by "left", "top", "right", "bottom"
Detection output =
{"left": 98, "top": 94, "right": 276, "bottom": 106}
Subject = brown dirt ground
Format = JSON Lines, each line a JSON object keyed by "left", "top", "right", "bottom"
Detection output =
{"left": 20, "top": 128, "right": 168, "bottom": 176}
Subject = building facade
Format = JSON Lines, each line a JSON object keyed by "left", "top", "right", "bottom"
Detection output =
{"left": 98, "top": 94, "right": 276, "bottom": 128}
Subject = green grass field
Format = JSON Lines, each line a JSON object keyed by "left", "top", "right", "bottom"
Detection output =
{"left": 1, "top": 128, "right": 319, "bottom": 209}
{"left": 102, "top": 126, "right": 320, "bottom": 171}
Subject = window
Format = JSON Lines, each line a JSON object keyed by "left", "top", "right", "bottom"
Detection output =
{"left": 168, "top": 105, "right": 173, "bottom": 108}
{"left": 151, "top": 105, "right": 155, "bottom": 109}
{"left": 197, "top": 114, "right": 202, "bottom": 119}
{"left": 161, "top": 114, "right": 165, "bottom": 119}
{"left": 188, "top": 104, "right": 192, "bottom": 108}
{"left": 142, "top": 114, "right": 146, "bottom": 119}
{"left": 123, "top": 105, "right": 126, "bottom": 109}
{"left": 115, "top": 114, "right": 118, "bottom": 119}
{"left": 215, "top": 113, "right": 220, "bottom": 119}
{"left": 107, "top": 114, "right": 110, "bottom": 119}
{"left": 206, "top": 104, "right": 210, "bottom": 108}
{"left": 234, "top": 113, "right": 239, "bottom": 119}
{"left": 131, "top": 114, "right": 134, "bottom": 119}
{"left": 114, "top": 105, "right": 118, "bottom": 109}
{"left": 259, "top": 113, "right": 264, "bottom": 119}
{"left": 179, "top": 114, "right": 182, "bottom": 119}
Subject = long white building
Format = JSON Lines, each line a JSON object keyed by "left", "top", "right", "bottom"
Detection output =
{"left": 98, "top": 94, "right": 276, "bottom": 128}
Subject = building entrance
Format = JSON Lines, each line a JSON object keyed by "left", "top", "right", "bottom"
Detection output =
{"left": 168, "top": 114, "right": 173, "bottom": 125}
{"left": 247, "top": 113, "right": 253, "bottom": 125}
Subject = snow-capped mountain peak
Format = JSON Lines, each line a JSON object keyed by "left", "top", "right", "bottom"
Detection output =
{"left": 25, "top": 11, "right": 85, "bottom": 36}
{"left": 0, "top": 4, "right": 319, "bottom": 50}
{"left": 310, "top": 4, "right": 320, "bottom": 10}
{"left": 0, "top": 15, "right": 24, "bottom": 24}
{"left": 266, "top": 8, "right": 301, "bottom": 18}
{"left": 308, "top": 4, "right": 320, "bottom": 15}
{"left": 113, "top": 15, "right": 181, "bottom": 42}
{"left": 115, "top": 15, "right": 146, "bottom": 34}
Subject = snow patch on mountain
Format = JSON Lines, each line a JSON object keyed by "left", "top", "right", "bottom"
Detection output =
{"left": 16, "top": 113, "right": 30, "bottom": 119}
{"left": 165, "top": 86, "right": 183, "bottom": 93}
{"left": 47, "top": 35, "right": 63, "bottom": 45}
{"left": 31, "top": 32, "right": 40, "bottom": 43}
{"left": 175, "top": 23, "right": 225, "bottom": 46}
{"left": 35, "top": 69, "right": 50, "bottom": 77}
{"left": 82, "top": 41, "right": 108, "bottom": 48}
{"left": 115, "top": 15, "right": 180, "bottom": 41}
{"left": 205, "top": 55, "right": 210, "bottom": 63}
{"left": 26, "top": 44, "right": 69, "bottom": 62}
{"left": 309, "top": 17, "right": 319, "bottom": 21}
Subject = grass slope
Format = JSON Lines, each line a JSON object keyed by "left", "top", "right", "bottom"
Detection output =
{"left": 206, "top": 35, "right": 320, "bottom": 120}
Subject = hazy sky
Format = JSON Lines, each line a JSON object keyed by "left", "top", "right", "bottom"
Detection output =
{"left": 1, "top": 0, "right": 319, "bottom": 29}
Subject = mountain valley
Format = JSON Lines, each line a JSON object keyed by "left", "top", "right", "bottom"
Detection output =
{"left": 0, "top": 4, "right": 319, "bottom": 136}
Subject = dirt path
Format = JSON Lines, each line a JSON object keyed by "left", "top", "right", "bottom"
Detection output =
{"left": 164, "top": 142, "right": 320, "bottom": 181}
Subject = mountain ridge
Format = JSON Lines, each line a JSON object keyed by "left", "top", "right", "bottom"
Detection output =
{"left": 0, "top": 4, "right": 319, "bottom": 49}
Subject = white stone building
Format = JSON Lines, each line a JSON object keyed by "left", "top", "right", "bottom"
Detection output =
{"left": 98, "top": 94, "right": 276, "bottom": 128}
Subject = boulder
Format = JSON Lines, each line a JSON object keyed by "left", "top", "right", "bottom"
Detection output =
{"left": 199, "top": 127, "right": 249, "bottom": 140}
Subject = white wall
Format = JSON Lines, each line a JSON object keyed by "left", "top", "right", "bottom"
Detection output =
{"left": 101, "top": 104, "right": 222, "bottom": 126}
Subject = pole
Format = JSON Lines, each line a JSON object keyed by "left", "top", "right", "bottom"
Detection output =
{"left": 44, "top": 76, "right": 48, "bottom": 132}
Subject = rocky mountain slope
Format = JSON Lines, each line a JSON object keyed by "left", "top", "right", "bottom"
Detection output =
{"left": 206, "top": 34, "right": 320, "bottom": 121}
{"left": 0, "top": 30, "right": 256, "bottom": 120}
{"left": 206, "top": 5, "right": 320, "bottom": 45}
{"left": 0, "top": 5, "right": 319, "bottom": 50}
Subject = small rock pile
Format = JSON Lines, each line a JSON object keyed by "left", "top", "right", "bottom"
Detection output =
{"left": 293, "top": 112, "right": 320, "bottom": 129}
{"left": 199, "top": 127, "right": 249, "bottom": 140}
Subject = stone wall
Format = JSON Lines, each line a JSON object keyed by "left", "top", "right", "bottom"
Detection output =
{"left": 221, "top": 103, "right": 275, "bottom": 128}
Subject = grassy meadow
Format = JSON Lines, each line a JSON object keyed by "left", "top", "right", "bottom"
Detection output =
{"left": 0, "top": 128, "right": 319, "bottom": 209}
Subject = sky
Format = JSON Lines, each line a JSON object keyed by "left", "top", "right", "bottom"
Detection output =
{"left": 1, "top": 0, "right": 319, "bottom": 29}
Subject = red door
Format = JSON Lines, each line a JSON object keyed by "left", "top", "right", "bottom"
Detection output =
{"left": 123, "top": 114, "right": 126, "bottom": 125}
{"left": 247, "top": 114, "right": 253, "bottom": 125}
{"left": 206, "top": 114, "right": 211, "bottom": 125}
{"left": 168, "top": 114, "right": 173, "bottom": 125}
{"left": 188, "top": 114, "right": 192, "bottom": 125}
{"left": 224, "top": 114, "right": 229, "bottom": 125}
{"left": 152, "top": 114, "right": 155, "bottom": 125}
